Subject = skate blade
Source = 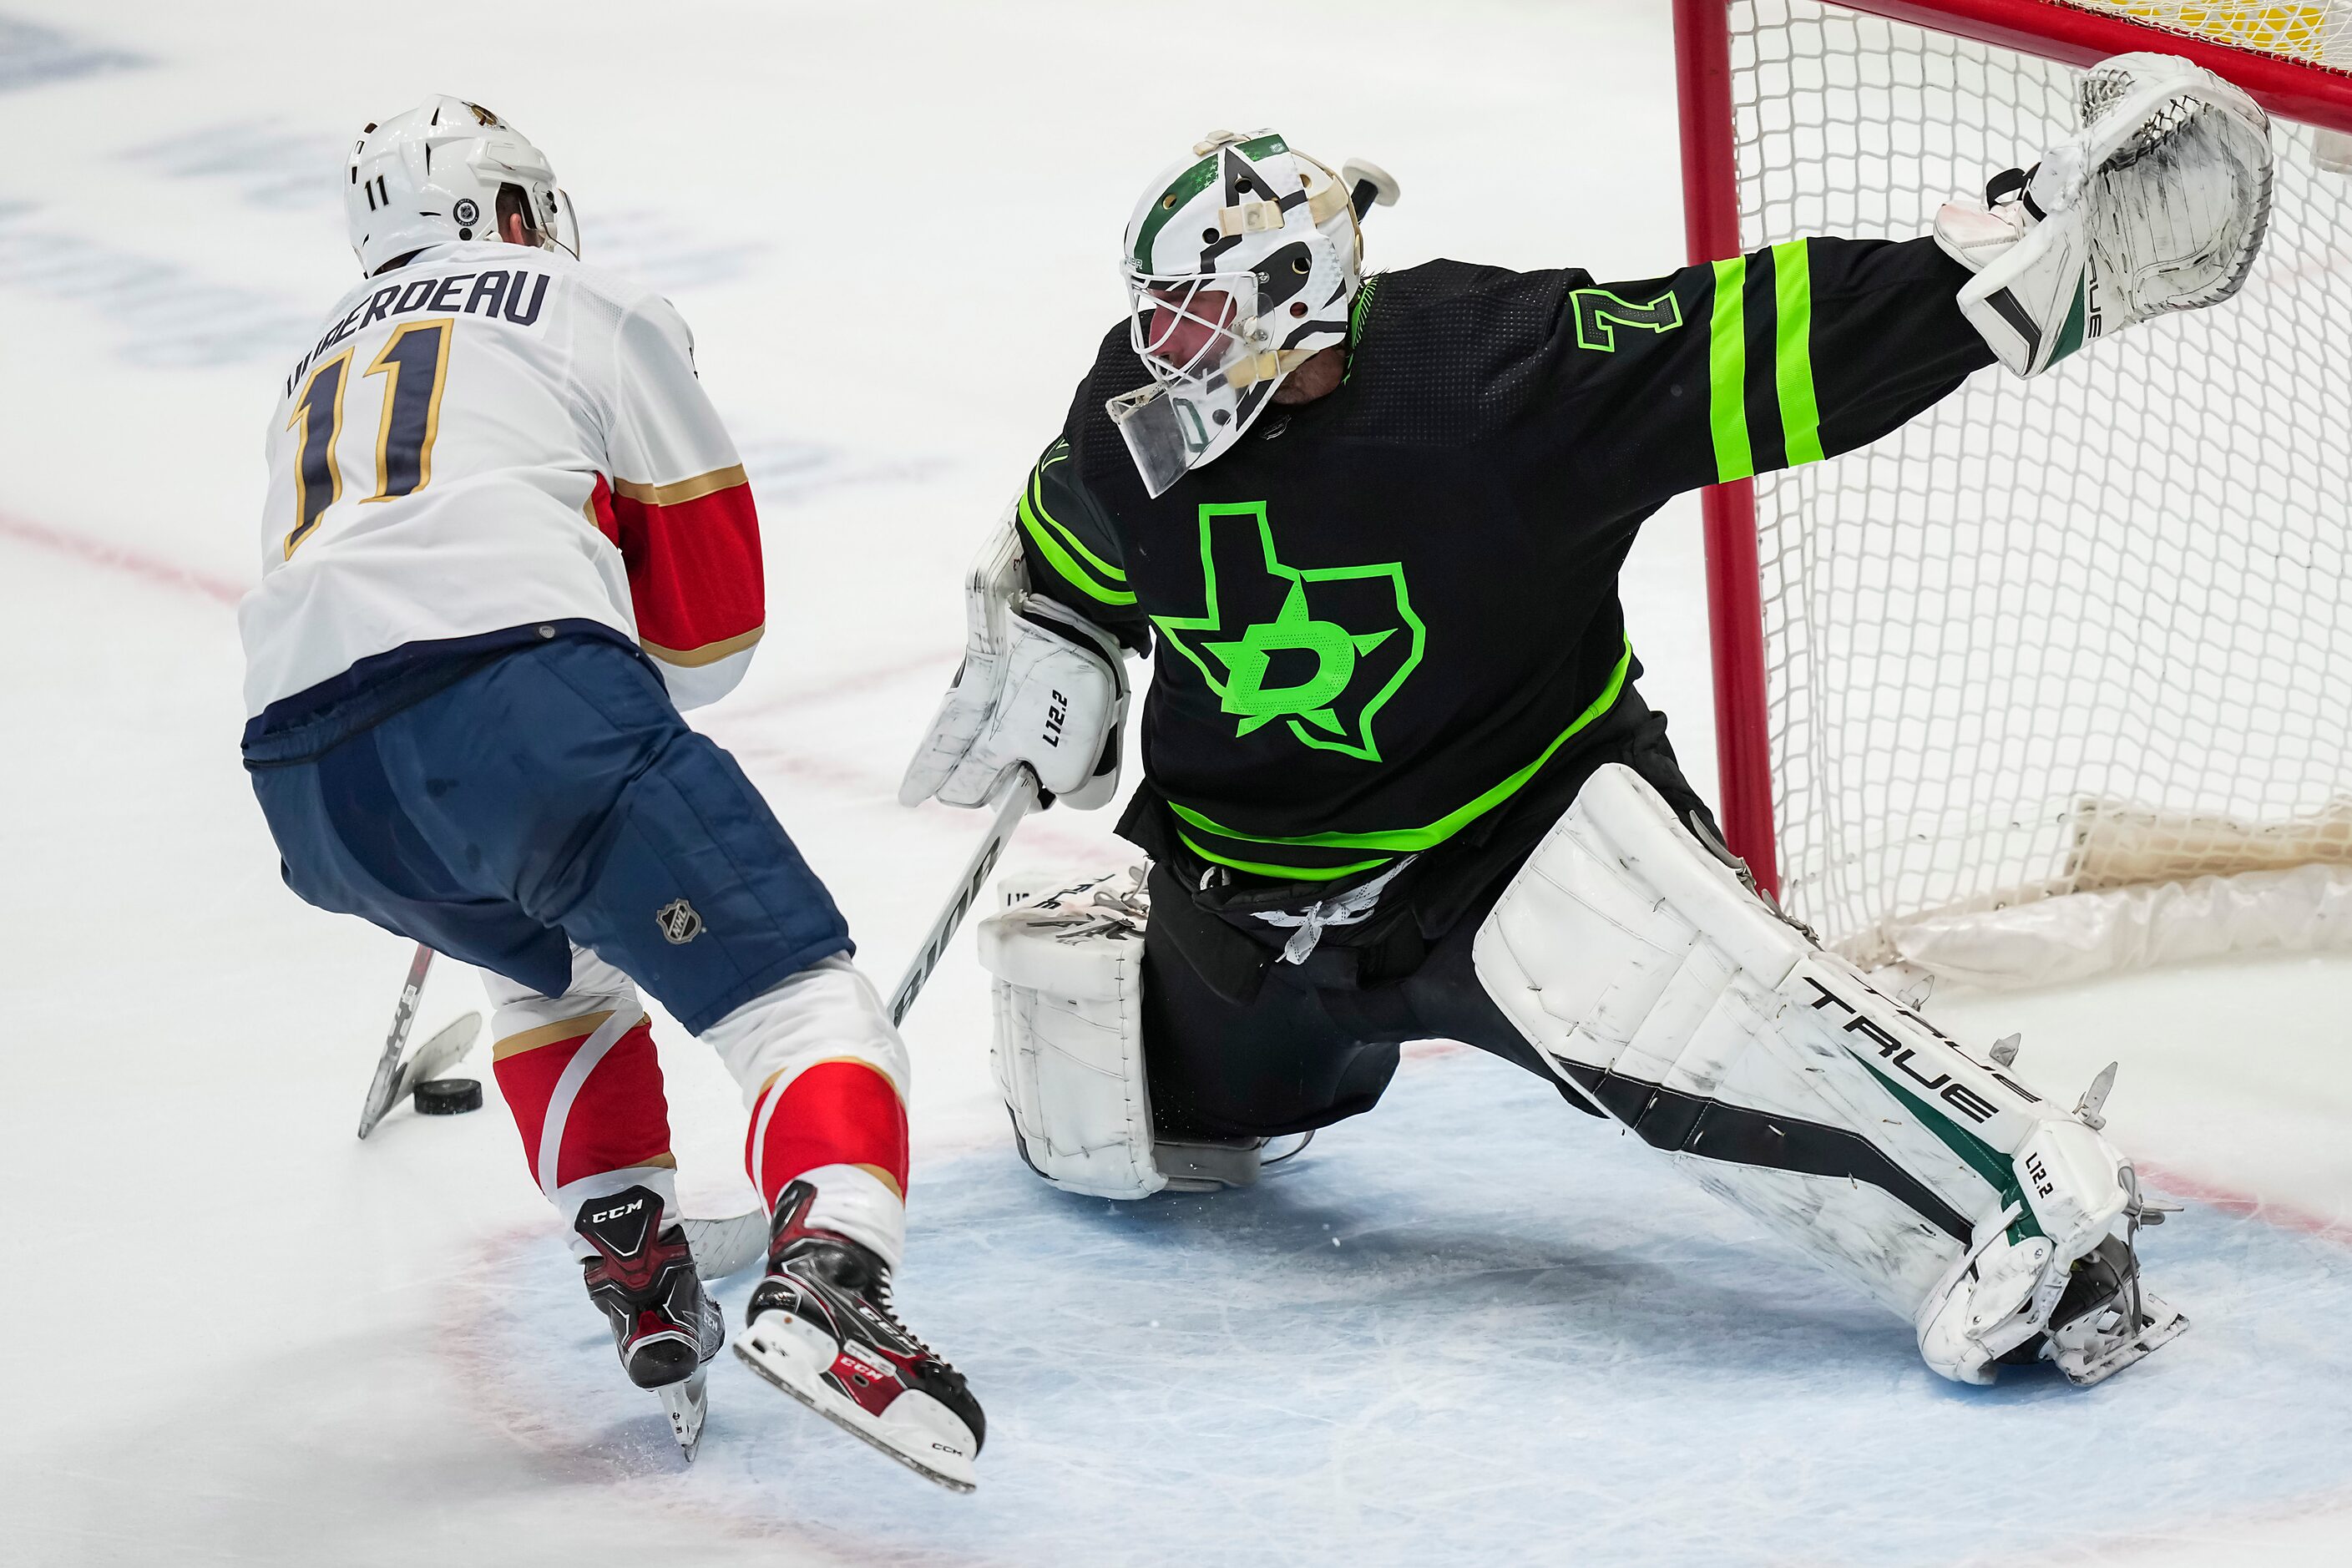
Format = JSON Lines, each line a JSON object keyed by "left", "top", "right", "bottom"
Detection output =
{"left": 2057, "top": 1296, "right": 2191, "bottom": 1388}
{"left": 658, "top": 1365, "right": 708, "bottom": 1462}
{"left": 681, "top": 1210, "right": 767, "bottom": 1282}
{"left": 733, "top": 1337, "right": 977, "bottom": 1494}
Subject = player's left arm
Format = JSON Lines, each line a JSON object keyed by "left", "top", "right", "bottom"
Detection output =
{"left": 600, "top": 297, "right": 763, "bottom": 710}
{"left": 1546, "top": 235, "right": 1995, "bottom": 515}
{"left": 1561, "top": 55, "right": 2271, "bottom": 516}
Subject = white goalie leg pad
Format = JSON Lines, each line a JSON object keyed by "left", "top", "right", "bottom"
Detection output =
{"left": 1937, "top": 52, "right": 2271, "bottom": 377}
{"left": 976, "top": 865, "right": 1164, "bottom": 1200}
{"left": 1473, "top": 766, "right": 2170, "bottom": 1384}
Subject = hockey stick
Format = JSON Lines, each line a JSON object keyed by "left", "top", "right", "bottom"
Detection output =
{"left": 686, "top": 768, "right": 1044, "bottom": 1281}
{"left": 887, "top": 766, "right": 1041, "bottom": 1026}
{"left": 358, "top": 945, "right": 485, "bottom": 1139}
{"left": 357, "top": 943, "right": 435, "bottom": 1139}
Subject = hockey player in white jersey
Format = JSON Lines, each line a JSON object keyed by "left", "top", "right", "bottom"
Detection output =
{"left": 240, "top": 98, "right": 982, "bottom": 1485}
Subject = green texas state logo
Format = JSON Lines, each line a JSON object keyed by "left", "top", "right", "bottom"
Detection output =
{"left": 1152, "top": 502, "right": 1424, "bottom": 763}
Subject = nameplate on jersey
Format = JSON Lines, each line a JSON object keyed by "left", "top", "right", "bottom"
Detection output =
{"left": 284, "top": 266, "right": 552, "bottom": 398}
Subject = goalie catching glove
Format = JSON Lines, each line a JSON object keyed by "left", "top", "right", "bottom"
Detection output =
{"left": 1937, "top": 51, "right": 2272, "bottom": 377}
{"left": 900, "top": 506, "right": 1129, "bottom": 812}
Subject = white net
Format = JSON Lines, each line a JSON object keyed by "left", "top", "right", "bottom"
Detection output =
{"left": 1728, "top": 0, "right": 2352, "bottom": 969}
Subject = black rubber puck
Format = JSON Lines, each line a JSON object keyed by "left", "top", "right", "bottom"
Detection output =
{"left": 413, "top": 1077, "right": 483, "bottom": 1115}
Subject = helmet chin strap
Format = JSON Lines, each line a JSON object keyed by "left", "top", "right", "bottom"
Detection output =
{"left": 1223, "top": 346, "right": 1323, "bottom": 390}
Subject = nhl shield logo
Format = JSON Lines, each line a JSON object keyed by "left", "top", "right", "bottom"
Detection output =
{"left": 655, "top": 898, "right": 703, "bottom": 944}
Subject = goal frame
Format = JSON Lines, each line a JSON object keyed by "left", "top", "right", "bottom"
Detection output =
{"left": 1672, "top": 0, "right": 2352, "bottom": 900}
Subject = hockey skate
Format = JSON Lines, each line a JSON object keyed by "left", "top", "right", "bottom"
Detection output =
{"left": 575, "top": 1186, "right": 726, "bottom": 1460}
{"left": 1917, "top": 1163, "right": 2188, "bottom": 1388}
{"left": 732, "top": 1181, "right": 984, "bottom": 1492}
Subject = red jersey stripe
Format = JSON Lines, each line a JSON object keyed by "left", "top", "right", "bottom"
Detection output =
{"left": 607, "top": 469, "right": 764, "bottom": 663}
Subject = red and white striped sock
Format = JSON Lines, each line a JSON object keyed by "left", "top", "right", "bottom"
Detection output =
{"left": 705, "top": 955, "right": 911, "bottom": 1270}
{"left": 492, "top": 1005, "right": 676, "bottom": 1252}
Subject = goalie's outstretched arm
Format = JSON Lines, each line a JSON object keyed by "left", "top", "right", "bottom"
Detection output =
{"left": 1546, "top": 233, "right": 1996, "bottom": 519}
{"left": 1559, "top": 52, "right": 2271, "bottom": 522}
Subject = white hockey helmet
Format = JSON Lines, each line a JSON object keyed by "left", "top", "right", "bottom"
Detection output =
{"left": 345, "top": 96, "right": 579, "bottom": 276}
{"left": 1108, "top": 129, "right": 1397, "bottom": 497}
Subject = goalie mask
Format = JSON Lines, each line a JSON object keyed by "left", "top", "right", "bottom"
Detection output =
{"left": 1110, "top": 130, "right": 1392, "bottom": 498}
{"left": 346, "top": 96, "right": 580, "bottom": 276}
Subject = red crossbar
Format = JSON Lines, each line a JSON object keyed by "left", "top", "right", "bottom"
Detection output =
{"left": 1852, "top": 1, "right": 2352, "bottom": 133}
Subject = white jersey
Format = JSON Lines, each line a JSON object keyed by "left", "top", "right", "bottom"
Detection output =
{"left": 241, "top": 240, "right": 764, "bottom": 717}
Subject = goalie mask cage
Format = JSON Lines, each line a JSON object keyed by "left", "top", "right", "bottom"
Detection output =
{"left": 1676, "top": 0, "right": 2352, "bottom": 987}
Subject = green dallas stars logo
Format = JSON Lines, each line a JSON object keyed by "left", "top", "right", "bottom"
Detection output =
{"left": 1151, "top": 501, "right": 1424, "bottom": 763}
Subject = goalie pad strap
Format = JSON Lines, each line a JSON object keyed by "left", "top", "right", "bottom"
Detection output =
{"left": 1554, "top": 1058, "right": 1972, "bottom": 1242}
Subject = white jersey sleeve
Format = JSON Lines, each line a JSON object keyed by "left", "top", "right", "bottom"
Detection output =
{"left": 239, "top": 241, "right": 765, "bottom": 717}
{"left": 598, "top": 295, "right": 763, "bottom": 710}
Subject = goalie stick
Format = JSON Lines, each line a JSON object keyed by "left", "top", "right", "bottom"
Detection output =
{"left": 886, "top": 766, "right": 1040, "bottom": 1028}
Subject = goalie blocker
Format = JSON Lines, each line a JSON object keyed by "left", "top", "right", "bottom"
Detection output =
{"left": 979, "top": 768, "right": 2185, "bottom": 1387}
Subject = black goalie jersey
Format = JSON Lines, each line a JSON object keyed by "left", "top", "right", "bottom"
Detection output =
{"left": 1022, "top": 237, "right": 1995, "bottom": 885}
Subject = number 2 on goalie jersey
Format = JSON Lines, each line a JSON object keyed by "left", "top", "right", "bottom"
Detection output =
{"left": 285, "top": 318, "right": 453, "bottom": 558}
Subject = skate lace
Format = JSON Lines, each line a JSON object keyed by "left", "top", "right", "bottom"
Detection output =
{"left": 866, "top": 1273, "right": 956, "bottom": 1376}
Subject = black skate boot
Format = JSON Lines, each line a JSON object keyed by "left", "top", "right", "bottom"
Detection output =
{"left": 575, "top": 1185, "right": 726, "bottom": 1460}
{"left": 731, "top": 1180, "right": 984, "bottom": 1491}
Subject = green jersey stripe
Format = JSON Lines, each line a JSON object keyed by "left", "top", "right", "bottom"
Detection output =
{"left": 1018, "top": 491, "right": 1137, "bottom": 606}
{"left": 1771, "top": 240, "right": 1827, "bottom": 467}
{"left": 1175, "top": 829, "right": 1394, "bottom": 882}
{"left": 1029, "top": 457, "right": 1127, "bottom": 583}
{"left": 1708, "top": 257, "right": 1755, "bottom": 483}
{"left": 1167, "top": 637, "right": 1632, "bottom": 856}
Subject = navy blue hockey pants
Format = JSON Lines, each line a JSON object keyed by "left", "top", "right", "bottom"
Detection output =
{"left": 245, "top": 636, "right": 851, "bottom": 1034}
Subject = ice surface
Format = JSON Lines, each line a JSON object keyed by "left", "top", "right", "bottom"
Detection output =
{"left": 3, "top": 2, "right": 2348, "bottom": 1563}
{"left": 471, "top": 1045, "right": 2352, "bottom": 1568}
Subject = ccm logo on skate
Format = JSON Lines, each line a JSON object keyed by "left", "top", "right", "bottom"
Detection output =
{"left": 655, "top": 898, "right": 704, "bottom": 944}
{"left": 1802, "top": 978, "right": 2000, "bottom": 1125}
{"left": 1041, "top": 689, "right": 1068, "bottom": 747}
{"left": 588, "top": 1198, "right": 645, "bottom": 1223}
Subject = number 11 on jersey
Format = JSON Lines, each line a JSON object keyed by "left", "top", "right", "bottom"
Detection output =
{"left": 284, "top": 318, "right": 453, "bottom": 558}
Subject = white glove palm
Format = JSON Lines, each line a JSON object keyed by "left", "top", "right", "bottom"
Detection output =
{"left": 1936, "top": 51, "right": 2271, "bottom": 376}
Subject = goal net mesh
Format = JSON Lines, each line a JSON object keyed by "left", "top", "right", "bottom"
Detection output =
{"left": 1728, "top": 0, "right": 2352, "bottom": 966}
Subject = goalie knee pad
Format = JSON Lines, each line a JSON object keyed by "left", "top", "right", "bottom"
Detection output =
{"left": 1473, "top": 765, "right": 2183, "bottom": 1386}
{"left": 976, "top": 864, "right": 1267, "bottom": 1200}
{"left": 1937, "top": 52, "right": 2271, "bottom": 376}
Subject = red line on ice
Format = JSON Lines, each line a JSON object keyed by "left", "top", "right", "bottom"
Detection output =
{"left": 2139, "top": 1161, "right": 2352, "bottom": 1247}
{"left": 0, "top": 510, "right": 245, "bottom": 605}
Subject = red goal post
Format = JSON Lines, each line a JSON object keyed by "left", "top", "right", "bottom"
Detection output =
{"left": 1673, "top": 0, "right": 2352, "bottom": 913}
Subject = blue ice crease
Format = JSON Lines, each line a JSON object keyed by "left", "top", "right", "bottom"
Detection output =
{"left": 478, "top": 1049, "right": 2352, "bottom": 1567}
